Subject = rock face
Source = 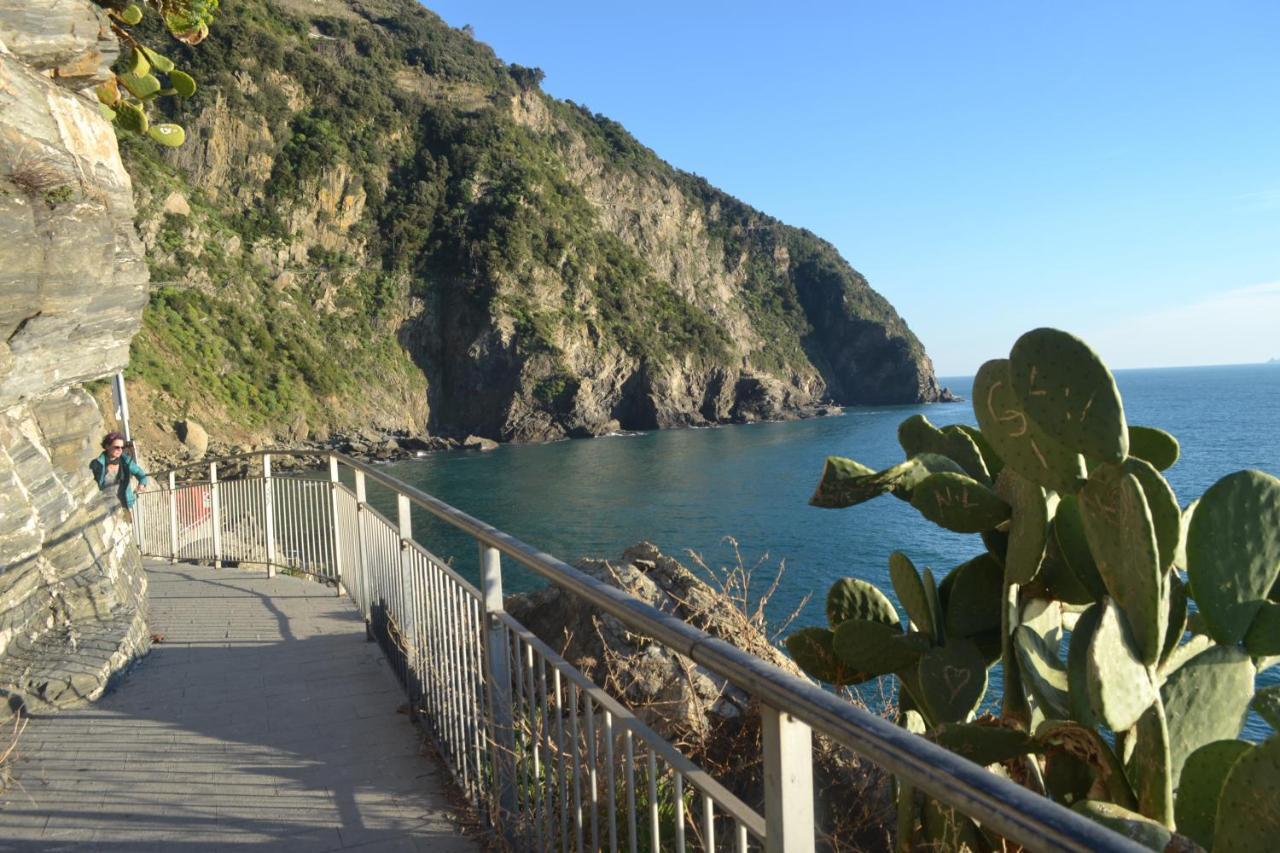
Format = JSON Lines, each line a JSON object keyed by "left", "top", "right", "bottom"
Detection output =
{"left": 0, "top": 1, "right": 150, "bottom": 711}
{"left": 117, "top": 0, "right": 945, "bottom": 457}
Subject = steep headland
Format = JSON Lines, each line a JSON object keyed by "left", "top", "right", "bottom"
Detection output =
{"left": 119, "top": 0, "right": 943, "bottom": 454}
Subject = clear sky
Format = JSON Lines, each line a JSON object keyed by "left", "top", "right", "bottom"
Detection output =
{"left": 423, "top": 1, "right": 1280, "bottom": 375}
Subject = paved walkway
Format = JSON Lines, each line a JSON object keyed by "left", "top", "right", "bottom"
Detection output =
{"left": 0, "top": 561, "right": 482, "bottom": 852}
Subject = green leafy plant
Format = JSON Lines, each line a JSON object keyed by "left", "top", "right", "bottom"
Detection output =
{"left": 93, "top": 2, "right": 219, "bottom": 146}
{"left": 787, "top": 328, "right": 1280, "bottom": 851}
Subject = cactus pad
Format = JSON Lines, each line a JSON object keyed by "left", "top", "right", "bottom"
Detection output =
{"left": 1072, "top": 800, "right": 1171, "bottom": 851}
{"left": 954, "top": 423, "right": 1005, "bottom": 479}
{"left": 169, "top": 70, "right": 198, "bottom": 98}
{"left": 972, "top": 358, "right": 1087, "bottom": 494}
{"left": 917, "top": 639, "right": 988, "bottom": 723}
{"left": 1213, "top": 734, "right": 1280, "bottom": 853}
{"left": 909, "top": 471, "right": 1011, "bottom": 533}
{"left": 1014, "top": 624, "right": 1071, "bottom": 721}
{"left": 932, "top": 722, "right": 1038, "bottom": 766}
{"left": 941, "top": 553, "right": 1003, "bottom": 642}
{"left": 996, "top": 468, "right": 1050, "bottom": 584}
{"left": 1125, "top": 457, "right": 1181, "bottom": 572}
{"left": 1186, "top": 469, "right": 1280, "bottom": 646}
{"left": 1052, "top": 494, "right": 1107, "bottom": 599}
{"left": 889, "top": 551, "right": 936, "bottom": 638}
{"left": 1270, "top": 611, "right": 1280, "bottom": 646}
{"left": 1175, "top": 739, "right": 1251, "bottom": 850}
{"left": 826, "top": 577, "right": 900, "bottom": 628}
{"left": 785, "top": 627, "right": 853, "bottom": 686}
{"left": 148, "top": 124, "right": 186, "bottom": 147}
{"left": 1086, "top": 600, "right": 1158, "bottom": 732}
{"left": 1066, "top": 603, "right": 1102, "bottom": 727}
{"left": 832, "top": 618, "right": 926, "bottom": 682}
{"left": 1079, "top": 463, "right": 1165, "bottom": 664}
{"left": 1009, "top": 328, "right": 1128, "bottom": 463}
{"left": 1160, "top": 574, "right": 1188, "bottom": 666}
{"left": 1250, "top": 684, "right": 1280, "bottom": 730}
{"left": 1129, "top": 425, "right": 1180, "bottom": 472}
{"left": 1161, "top": 644, "right": 1254, "bottom": 787}
{"left": 809, "top": 453, "right": 964, "bottom": 508}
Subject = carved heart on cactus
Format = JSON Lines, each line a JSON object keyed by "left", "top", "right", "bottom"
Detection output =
{"left": 918, "top": 639, "right": 988, "bottom": 724}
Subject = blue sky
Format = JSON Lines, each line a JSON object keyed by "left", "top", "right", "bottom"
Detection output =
{"left": 424, "top": 2, "right": 1280, "bottom": 375}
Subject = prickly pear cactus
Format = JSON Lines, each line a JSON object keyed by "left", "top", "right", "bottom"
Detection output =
{"left": 785, "top": 327, "right": 1274, "bottom": 849}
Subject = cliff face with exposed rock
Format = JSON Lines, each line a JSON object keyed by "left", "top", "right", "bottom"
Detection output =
{"left": 0, "top": 0, "right": 151, "bottom": 710}
{"left": 119, "top": 0, "right": 943, "bottom": 457}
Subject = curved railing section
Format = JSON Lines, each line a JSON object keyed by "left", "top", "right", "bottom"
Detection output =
{"left": 133, "top": 450, "right": 1145, "bottom": 853}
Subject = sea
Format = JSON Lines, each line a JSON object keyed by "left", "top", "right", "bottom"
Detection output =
{"left": 363, "top": 363, "right": 1280, "bottom": 739}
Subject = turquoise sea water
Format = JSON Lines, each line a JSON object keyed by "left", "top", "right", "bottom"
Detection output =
{"left": 365, "top": 363, "right": 1280, "bottom": 737}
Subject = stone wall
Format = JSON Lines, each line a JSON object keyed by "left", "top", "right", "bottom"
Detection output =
{"left": 0, "top": 0, "right": 151, "bottom": 711}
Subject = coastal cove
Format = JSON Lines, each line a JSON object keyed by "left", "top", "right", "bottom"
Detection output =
{"left": 357, "top": 362, "right": 1280, "bottom": 737}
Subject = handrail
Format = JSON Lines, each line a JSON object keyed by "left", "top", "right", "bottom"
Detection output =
{"left": 146, "top": 449, "right": 1147, "bottom": 852}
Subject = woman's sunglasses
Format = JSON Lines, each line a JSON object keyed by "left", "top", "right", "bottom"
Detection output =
{"left": 109, "top": 444, "right": 125, "bottom": 451}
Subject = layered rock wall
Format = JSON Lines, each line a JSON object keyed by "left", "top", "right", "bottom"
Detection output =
{"left": 0, "top": 0, "right": 151, "bottom": 710}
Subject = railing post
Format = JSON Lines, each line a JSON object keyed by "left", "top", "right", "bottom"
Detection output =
{"left": 167, "top": 471, "right": 178, "bottom": 563}
{"left": 328, "top": 454, "right": 344, "bottom": 597}
{"left": 480, "top": 543, "right": 517, "bottom": 837}
{"left": 396, "top": 494, "right": 417, "bottom": 720}
{"left": 209, "top": 461, "right": 222, "bottom": 569}
{"left": 762, "top": 705, "right": 815, "bottom": 853}
{"left": 355, "top": 469, "right": 372, "bottom": 640}
{"left": 263, "top": 454, "right": 276, "bottom": 578}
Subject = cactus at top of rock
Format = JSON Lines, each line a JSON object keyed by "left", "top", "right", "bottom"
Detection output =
{"left": 787, "top": 328, "right": 1274, "bottom": 845}
{"left": 95, "top": 1, "right": 217, "bottom": 147}
{"left": 1186, "top": 469, "right": 1280, "bottom": 646}
{"left": 1009, "top": 328, "right": 1128, "bottom": 463}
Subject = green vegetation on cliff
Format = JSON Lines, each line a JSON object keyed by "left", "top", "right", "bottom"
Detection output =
{"left": 123, "top": 0, "right": 938, "bottom": 445}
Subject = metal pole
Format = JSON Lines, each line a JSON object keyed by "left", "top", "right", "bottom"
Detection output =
{"left": 480, "top": 543, "right": 517, "bottom": 838}
{"left": 167, "top": 471, "right": 178, "bottom": 563}
{"left": 209, "top": 461, "right": 222, "bottom": 569}
{"left": 328, "top": 454, "right": 344, "bottom": 596}
{"left": 263, "top": 454, "right": 276, "bottom": 578}
{"left": 354, "top": 469, "right": 372, "bottom": 638}
{"left": 396, "top": 494, "right": 416, "bottom": 720}
{"left": 762, "top": 705, "right": 815, "bottom": 853}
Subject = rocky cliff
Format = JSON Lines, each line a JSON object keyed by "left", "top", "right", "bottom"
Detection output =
{"left": 0, "top": 0, "right": 151, "bottom": 710}
{"left": 119, "top": 0, "right": 943, "bottom": 455}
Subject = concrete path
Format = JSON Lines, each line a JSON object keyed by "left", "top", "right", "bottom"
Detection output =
{"left": 0, "top": 561, "right": 483, "bottom": 852}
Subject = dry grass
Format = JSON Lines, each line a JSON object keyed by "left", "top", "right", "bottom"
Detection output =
{"left": 0, "top": 712, "right": 28, "bottom": 795}
{"left": 5, "top": 148, "right": 70, "bottom": 200}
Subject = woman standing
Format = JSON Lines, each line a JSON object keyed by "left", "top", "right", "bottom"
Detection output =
{"left": 89, "top": 431, "right": 150, "bottom": 510}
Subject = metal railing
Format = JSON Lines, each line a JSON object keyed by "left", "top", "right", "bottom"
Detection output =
{"left": 132, "top": 450, "right": 1145, "bottom": 853}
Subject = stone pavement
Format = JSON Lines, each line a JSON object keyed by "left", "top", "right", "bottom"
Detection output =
{"left": 0, "top": 561, "right": 483, "bottom": 852}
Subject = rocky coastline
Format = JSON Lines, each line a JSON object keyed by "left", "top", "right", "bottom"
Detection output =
{"left": 139, "top": 386, "right": 961, "bottom": 476}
